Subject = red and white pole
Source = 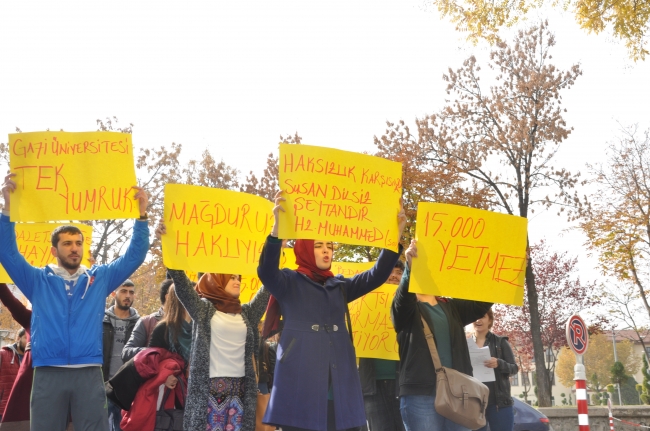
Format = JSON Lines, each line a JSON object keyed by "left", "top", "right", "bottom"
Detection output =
{"left": 575, "top": 360, "right": 590, "bottom": 431}
{"left": 607, "top": 398, "right": 615, "bottom": 430}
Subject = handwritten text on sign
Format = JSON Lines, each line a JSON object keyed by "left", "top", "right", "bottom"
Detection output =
{"left": 410, "top": 203, "right": 527, "bottom": 306}
{"left": 8, "top": 132, "right": 138, "bottom": 222}
{"left": 349, "top": 281, "right": 399, "bottom": 361}
{"left": 163, "top": 184, "right": 274, "bottom": 276}
{"left": 278, "top": 144, "right": 402, "bottom": 251}
{"left": 0, "top": 223, "right": 93, "bottom": 283}
{"left": 331, "top": 260, "right": 374, "bottom": 278}
{"left": 331, "top": 261, "right": 399, "bottom": 360}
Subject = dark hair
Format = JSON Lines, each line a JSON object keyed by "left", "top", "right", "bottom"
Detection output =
{"left": 486, "top": 308, "right": 494, "bottom": 330}
{"left": 160, "top": 286, "right": 185, "bottom": 344}
{"left": 51, "top": 226, "right": 84, "bottom": 247}
{"left": 121, "top": 279, "right": 135, "bottom": 288}
{"left": 394, "top": 260, "right": 405, "bottom": 271}
{"left": 159, "top": 279, "right": 174, "bottom": 305}
{"left": 17, "top": 328, "right": 26, "bottom": 338}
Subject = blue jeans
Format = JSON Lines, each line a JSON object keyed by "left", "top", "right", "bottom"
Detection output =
{"left": 107, "top": 399, "right": 123, "bottom": 431}
{"left": 476, "top": 405, "right": 514, "bottom": 431}
{"left": 400, "top": 393, "right": 471, "bottom": 431}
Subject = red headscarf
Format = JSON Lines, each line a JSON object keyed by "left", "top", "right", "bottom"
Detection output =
{"left": 195, "top": 273, "right": 242, "bottom": 314}
{"left": 294, "top": 239, "right": 335, "bottom": 283}
{"left": 262, "top": 240, "right": 334, "bottom": 338}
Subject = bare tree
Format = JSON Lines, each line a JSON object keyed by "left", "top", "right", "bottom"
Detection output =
{"left": 419, "top": 22, "right": 583, "bottom": 406}
{"left": 580, "top": 125, "right": 650, "bottom": 322}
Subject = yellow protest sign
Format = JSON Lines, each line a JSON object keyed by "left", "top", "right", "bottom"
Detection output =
{"left": 8, "top": 131, "right": 138, "bottom": 222}
{"left": 331, "top": 261, "right": 398, "bottom": 360}
{"left": 278, "top": 144, "right": 402, "bottom": 251}
{"left": 162, "top": 184, "right": 275, "bottom": 276}
{"left": 0, "top": 223, "right": 93, "bottom": 283}
{"left": 350, "top": 283, "right": 400, "bottom": 360}
{"left": 410, "top": 203, "right": 528, "bottom": 306}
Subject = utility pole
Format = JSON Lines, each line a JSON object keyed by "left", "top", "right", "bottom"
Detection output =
{"left": 612, "top": 328, "right": 624, "bottom": 406}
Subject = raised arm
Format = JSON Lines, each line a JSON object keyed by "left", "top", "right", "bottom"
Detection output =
{"left": 391, "top": 263, "right": 418, "bottom": 333}
{"left": 257, "top": 191, "right": 293, "bottom": 299}
{"left": 0, "top": 215, "right": 41, "bottom": 301}
{"left": 100, "top": 187, "right": 150, "bottom": 295}
{"left": 168, "top": 269, "right": 204, "bottom": 321}
{"left": 257, "top": 237, "right": 292, "bottom": 300}
{"left": 344, "top": 198, "right": 407, "bottom": 301}
{"left": 345, "top": 245, "right": 403, "bottom": 302}
{"left": 391, "top": 240, "right": 418, "bottom": 333}
{"left": 0, "top": 283, "right": 31, "bottom": 328}
{"left": 243, "top": 286, "right": 270, "bottom": 325}
{"left": 497, "top": 337, "right": 519, "bottom": 376}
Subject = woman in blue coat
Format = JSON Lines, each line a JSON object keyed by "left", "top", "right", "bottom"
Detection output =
{"left": 257, "top": 191, "right": 407, "bottom": 431}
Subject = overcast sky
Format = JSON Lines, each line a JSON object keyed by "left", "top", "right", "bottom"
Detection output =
{"left": 2, "top": 0, "right": 649, "bottom": 320}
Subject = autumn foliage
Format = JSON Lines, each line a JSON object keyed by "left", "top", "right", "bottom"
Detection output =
{"left": 493, "top": 240, "right": 605, "bottom": 398}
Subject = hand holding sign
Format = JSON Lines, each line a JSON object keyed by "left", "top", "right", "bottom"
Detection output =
{"left": 161, "top": 184, "right": 274, "bottom": 275}
{"left": 270, "top": 190, "right": 286, "bottom": 238}
{"left": 8, "top": 131, "right": 140, "bottom": 222}
{"left": 405, "top": 239, "right": 417, "bottom": 267}
{"left": 278, "top": 144, "right": 403, "bottom": 250}
{"left": 410, "top": 203, "right": 527, "bottom": 305}
{"left": 132, "top": 186, "right": 149, "bottom": 218}
{"left": 1, "top": 172, "right": 17, "bottom": 213}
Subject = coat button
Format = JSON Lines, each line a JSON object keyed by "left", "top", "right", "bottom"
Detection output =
{"left": 332, "top": 364, "right": 336, "bottom": 369}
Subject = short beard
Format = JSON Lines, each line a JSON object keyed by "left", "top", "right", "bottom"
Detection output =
{"left": 59, "top": 257, "right": 80, "bottom": 272}
{"left": 116, "top": 301, "right": 131, "bottom": 311}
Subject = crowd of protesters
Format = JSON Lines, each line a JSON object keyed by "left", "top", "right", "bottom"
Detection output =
{"left": 0, "top": 180, "right": 520, "bottom": 431}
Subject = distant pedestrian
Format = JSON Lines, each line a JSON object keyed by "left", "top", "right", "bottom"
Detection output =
{"left": 103, "top": 280, "right": 141, "bottom": 431}
{"left": 0, "top": 327, "right": 26, "bottom": 420}
{"left": 473, "top": 309, "right": 518, "bottom": 431}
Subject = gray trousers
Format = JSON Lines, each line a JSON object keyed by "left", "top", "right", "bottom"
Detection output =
{"left": 31, "top": 366, "right": 108, "bottom": 431}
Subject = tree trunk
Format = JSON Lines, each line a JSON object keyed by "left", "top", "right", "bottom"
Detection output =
{"left": 526, "top": 242, "right": 552, "bottom": 407}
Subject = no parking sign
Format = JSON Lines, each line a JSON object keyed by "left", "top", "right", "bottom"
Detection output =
{"left": 566, "top": 314, "right": 589, "bottom": 358}
{"left": 566, "top": 314, "right": 590, "bottom": 431}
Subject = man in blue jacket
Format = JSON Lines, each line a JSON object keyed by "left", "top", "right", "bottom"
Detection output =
{"left": 0, "top": 173, "right": 150, "bottom": 431}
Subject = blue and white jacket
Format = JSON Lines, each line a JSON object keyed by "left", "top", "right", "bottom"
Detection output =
{"left": 0, "top": 214, "right": 149, "bottom": 367}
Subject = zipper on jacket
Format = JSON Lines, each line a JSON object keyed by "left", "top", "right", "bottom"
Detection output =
{"left": 67, "top": 279, "right": 75, "bottom": 365}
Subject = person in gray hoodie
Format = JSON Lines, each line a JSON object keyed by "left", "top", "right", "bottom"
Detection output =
{"left": 103, "top": 280, "right": 140, "bottom": 431}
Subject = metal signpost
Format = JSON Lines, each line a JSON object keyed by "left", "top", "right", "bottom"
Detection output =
{"left": 567, "top": 314, "right": 590, "bottom": 431}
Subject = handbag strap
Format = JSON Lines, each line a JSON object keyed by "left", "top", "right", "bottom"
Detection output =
{"left": 158, "top": 375, "right": 186, "bottom": 412}
{"left": 420, "top": 315, "right": 443, "bottom": 371}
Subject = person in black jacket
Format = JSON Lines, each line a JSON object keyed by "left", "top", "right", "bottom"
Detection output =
{"left": 391, "top": 240, "right": 492, "bottom": 431}
{"left": 359, "top": 260, "right": 406, "bottom": 431}
{"left": 473, "top": 309, "right": 518, "bottom": 431}
{"left": 103, "top": 280, "right": 140, "bottom": 431}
